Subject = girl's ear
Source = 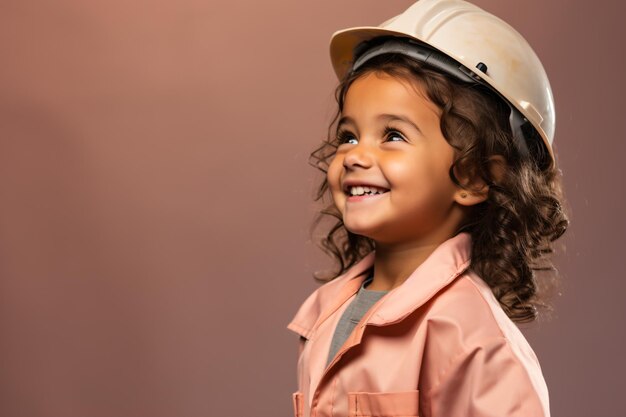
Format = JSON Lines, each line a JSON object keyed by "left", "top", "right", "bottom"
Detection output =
{"left": 454, "top": 155, "right": 507, "bottom": 207}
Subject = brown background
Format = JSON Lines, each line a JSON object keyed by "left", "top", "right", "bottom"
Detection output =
{"left": 0, "top": 0, "right": 623, "bottom": 416}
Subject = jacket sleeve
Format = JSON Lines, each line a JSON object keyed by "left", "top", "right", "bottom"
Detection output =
{"left": 424, "top": 336, "right": 549, "bottom": 417}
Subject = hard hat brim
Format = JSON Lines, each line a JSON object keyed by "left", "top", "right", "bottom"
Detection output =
{"left": 330, "top": 27, "right": 415, "bottom": 80}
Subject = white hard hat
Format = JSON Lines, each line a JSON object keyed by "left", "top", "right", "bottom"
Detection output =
{"left": 329, "top": 0, "right": 556, "bottom": 170}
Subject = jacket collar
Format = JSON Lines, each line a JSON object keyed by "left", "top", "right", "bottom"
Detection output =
{"left": 287, "top": 251, "right": 375, "bottom": 340}
{"left": 368, "top": 231, "right": 472, "bottom": 325}
{"left": 287, "top": 232, "right": 472, "bottom": 338}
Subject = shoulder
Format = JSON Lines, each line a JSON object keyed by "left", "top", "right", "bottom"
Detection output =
{"left": 424, "top": 269, "right": 536, "bottom": 352}
{"left": 419, "top": 270, "right": 549, "bottom": 415}
{"left": 424, "top": 271, "right": 502, "bottom": 340}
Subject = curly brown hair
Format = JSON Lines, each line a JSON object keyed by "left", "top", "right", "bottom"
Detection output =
{"left": 308, "top": 53, "right": 570, "bottom": 323}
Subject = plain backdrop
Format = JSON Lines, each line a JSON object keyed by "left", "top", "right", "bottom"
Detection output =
{"left": 0, "top": 0, "right": 624, "bottom": 416}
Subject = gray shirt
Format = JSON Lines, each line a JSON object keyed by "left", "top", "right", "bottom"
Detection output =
{"left": 326, "top": 271, "right": 389, "bottom": 367}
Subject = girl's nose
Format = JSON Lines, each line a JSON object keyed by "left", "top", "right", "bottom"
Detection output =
{"left": 343, "top": 143, "right": 373, "bottom": 170}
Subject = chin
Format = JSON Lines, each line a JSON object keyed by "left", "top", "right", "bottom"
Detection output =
{"left": 343, "top": 220, "right": 380, "bottom": 240}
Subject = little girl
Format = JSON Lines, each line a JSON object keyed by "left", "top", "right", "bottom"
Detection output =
{"left": 287, "top": 1, "right": 569, "bottom": 416}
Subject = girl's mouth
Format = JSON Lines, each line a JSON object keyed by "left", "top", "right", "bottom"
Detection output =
{"left": 346, "top": 186, "right": 390, "bottom": 202}
{"left": 345, "top": 185, "right": 390, "bottom": 196}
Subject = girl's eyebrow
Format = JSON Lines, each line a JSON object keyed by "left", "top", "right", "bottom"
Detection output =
{"left": 378, "top": 113, "right": 422, "bottom": 134}
{"left": 337, "top": 113, "right": 422, "bottom": 134}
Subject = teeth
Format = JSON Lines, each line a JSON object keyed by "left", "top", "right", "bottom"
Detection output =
{"left": 349, "top": 186, "right": 388, "bottom": 196}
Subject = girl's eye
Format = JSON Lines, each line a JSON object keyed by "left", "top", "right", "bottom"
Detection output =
{"left": 335, "top": 126, "right": 406, "bottom": 145}
{"left": 384, "top": 126, "right": 406, "bottom": 142}
{"left": 336, "top": 130, "right": 358, "bottom": 145}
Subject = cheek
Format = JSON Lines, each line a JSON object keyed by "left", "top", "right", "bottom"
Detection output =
{"left": 326, "top": 155, "right": 344, "bottom": 194}
{"left": 385, "top": 156, "right": 452, "bottom": 200}
{"left": 383, "top": 157, "right": 428, "bottom": 189}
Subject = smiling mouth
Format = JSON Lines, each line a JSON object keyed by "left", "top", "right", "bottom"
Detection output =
{"left": 346, "top": 185, "right": 390, "bottom": 197}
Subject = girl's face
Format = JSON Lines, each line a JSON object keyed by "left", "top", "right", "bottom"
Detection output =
{"left": 327, "top": 72, "right": 469, "bottom": 245}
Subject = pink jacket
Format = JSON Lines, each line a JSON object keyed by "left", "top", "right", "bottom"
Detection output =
{"left": 287, "top": 232, "right": 550, "bottom": 417}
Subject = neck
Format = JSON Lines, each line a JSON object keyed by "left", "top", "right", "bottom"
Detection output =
{"left": 368, "top": 233, "right": 456, "bottom": 291}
